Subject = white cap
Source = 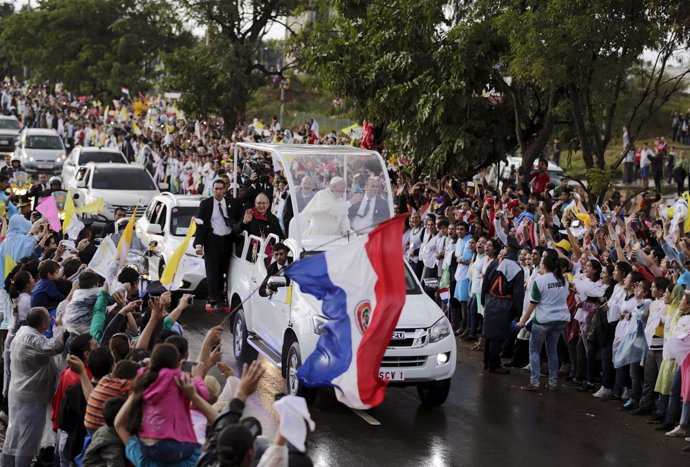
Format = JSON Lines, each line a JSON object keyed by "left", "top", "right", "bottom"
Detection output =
{"left": 329, "top": 176, "right": 344, "bottom": 186}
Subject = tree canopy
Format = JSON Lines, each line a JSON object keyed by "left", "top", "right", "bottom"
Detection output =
{"left": 0, "top": 0, "right": 192, "bottom": 97}
{"left": 296, "top": 0, "right": 690, "bottom": 175}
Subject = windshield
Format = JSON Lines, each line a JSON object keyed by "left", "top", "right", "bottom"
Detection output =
{"left": 79, "top": 151, "right": 126, "bottom": 164}
{"left": 239, "top": 147, "right": 392, "bottom": 241}
{"left": 0, "top": 119, "right": 18, "bottom": 130}
{"left": 170, "top": 206, "right": 197, "bottom": 236}
{"left": 26, "top": 135, "right": 63, "bottom": 150}
{"left": 92, "top": 168, "right": 156, "bottom": 190}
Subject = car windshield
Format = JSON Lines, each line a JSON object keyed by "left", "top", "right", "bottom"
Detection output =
{"left": 0, "top": 119, "right": 18, "bottom": 130}
{"left": 238, "top": 146, "right": 392, "bottom": 243}
{"left": 79, "top": 151, "right": 126, "bottom": 164}
{"left": 26, "top": 135, "right": 63, "bottom": 150}
{"left": 170, "top": 206, "right": 197, "bottom": 236}
{"left": 92, "top": 168, "right": 156, "bottom": 190}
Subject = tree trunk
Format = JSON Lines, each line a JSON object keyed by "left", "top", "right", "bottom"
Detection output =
{"left": 568, "top": 87, "right": 594, "bottom": 169}
{"left": 522, "top": 91, "right": 558, "bottom": 173}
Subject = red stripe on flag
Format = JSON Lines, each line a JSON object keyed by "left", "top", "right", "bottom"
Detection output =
{"left": 357, "top": 215, "right": 408, "bottom": 407}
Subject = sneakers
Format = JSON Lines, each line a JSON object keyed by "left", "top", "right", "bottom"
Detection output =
{"left": 558, "top": 363, "right": 571, "bottom": 376}
{"left": 547, "top": 383, "right": 558, "bottom": 391}
{"left": 593, "top": 387, "right": 613, "bottom": 399}
{"left": 521, "top": 363, "right": 531, "bottom": 373}
{"left": 666, "top": 426, "right": 688, "bottom": 437}
{"left": 521, "top": 383, "right": 540, "bottom": 392}
{"left": 655, "top": 422, "right": 675, "bottom": 432}
{"left": 619, "top": 399, "right": 637, "bottom": 411}
{"left": 621, "top": 388, "right": 631, "bottom": 400}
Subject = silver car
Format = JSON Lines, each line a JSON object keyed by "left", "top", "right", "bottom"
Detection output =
{"left": 16, "top": 128, "right": 66, "bottom": 173}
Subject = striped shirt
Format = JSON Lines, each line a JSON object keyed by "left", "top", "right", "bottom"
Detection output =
{"left": 84, "top": 375, "right": 132, "bottom": 431}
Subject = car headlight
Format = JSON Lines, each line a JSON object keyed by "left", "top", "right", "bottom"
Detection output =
{"left": 29, "top": 156, "right": 34, "bottom": 161}
{"left": 428, "top": 317, "right": 451, "bottom": 344}
{"left": 56, "top": 153, "right": 65, "bottom": 162}
{"left": 312, "top": 315, "right": 329, "bottom": 335}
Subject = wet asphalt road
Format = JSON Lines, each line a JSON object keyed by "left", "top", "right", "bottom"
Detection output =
{"left": 182, "top": 303, "right": 689, "bottom": 467}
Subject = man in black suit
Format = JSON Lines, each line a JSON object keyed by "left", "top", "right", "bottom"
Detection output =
{"left": 258, "top": 243, "right": 291, "bottom": 297}
{"left": 349, "top": 177, "right": 391, "bottom": 234}
{"left": 194, "top": 178, "right": 240, "bottom": 312}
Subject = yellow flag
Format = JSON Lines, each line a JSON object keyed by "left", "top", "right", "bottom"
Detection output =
{"left": 255, "top": 120, "right": 265, "bottom": 130}
{"left": 120, "top": 107, "right": 128, "bottom": 121}
{"left": 116, "top": 207, "right": 137, "bottom": 264}
{"left": 133, "top": 120, "right": 140, "bottom": 135}
{"left": 160, "top": 219, "right": 197, "bottom": 286}
{"left": 63, "top": 194, "right": 76, "bottom": 231}
{"left": 75, "top": 198, "right": 104, "bottom": 215}
{"left": 4, "top": 254, "right": 16, "bottom": 279}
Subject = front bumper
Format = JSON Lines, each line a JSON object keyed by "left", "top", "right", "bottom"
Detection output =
{"left": 379, "top": 334, "right": 457, "bottom": 384}
{"left": 22, "top": 160, "right": 62, "bottom": 173}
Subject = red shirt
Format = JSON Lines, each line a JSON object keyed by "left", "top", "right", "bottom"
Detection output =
{"left": 530, "top": 171, "right": 550, "bottom": 194}
{"left": 51, "top": 366, "right": 91, "bottom": 431}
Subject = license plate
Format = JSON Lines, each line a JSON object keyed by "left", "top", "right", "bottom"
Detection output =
{"left": 37, "top": 164, "right": 53, "bottom": 169}
{"left": 379, "top": 369, "right": 404, "bottom": 381}
{"left": 392, "top": 331, "right": 406, "bottom": 340}
{"left": 0, "top": 141, "right": 8, "bottom": 145}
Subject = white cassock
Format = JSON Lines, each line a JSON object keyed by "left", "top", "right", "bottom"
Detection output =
{"left": 301, "top": 189, "right": 350, "bottom": 236}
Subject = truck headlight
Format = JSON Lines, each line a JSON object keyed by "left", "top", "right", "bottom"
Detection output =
{"left": 428, "top": 317, "right": 451, "bottom": 344}
{"left": 312, "top": 315, "right": 329, "bottom": 335}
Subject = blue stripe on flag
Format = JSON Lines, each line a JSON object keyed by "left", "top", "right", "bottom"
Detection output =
{"left": 284, "top": 252, "right": 352, "bottom": 387}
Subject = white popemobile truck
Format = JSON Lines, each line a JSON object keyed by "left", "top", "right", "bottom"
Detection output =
{"left": 228, "top": 143, "right": 456, "bottom": 406}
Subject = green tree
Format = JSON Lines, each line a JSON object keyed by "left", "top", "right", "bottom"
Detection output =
{"left": 295, "top": 0, "right": 515, "bottom": 176}
{"left": 495, "top": 0, "right": 690, "bottom": 170}
{"left": 0, "top": 0, "right": 192, "bottom": 97}
{"left": 163, "top": 0, "right": 298, "bottom": 131}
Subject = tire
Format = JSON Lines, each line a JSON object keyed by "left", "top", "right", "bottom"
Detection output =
{"left": 285, "top": 340, "right": 318, "bottom": 404}
{"left": 417, "top": 378, "right": 451, "bottom": 407}
{"left": 233, "top": 311, "right": 258, "bottom": 363}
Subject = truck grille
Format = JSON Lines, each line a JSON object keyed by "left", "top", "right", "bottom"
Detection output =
{"left": 381, "top": 356, "right": 427, "bottom": 367}
{"left": 388, "top": 328, "right": 428, "bottom": 348}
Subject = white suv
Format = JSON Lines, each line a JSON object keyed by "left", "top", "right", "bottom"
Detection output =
{"left": 228, "top": 143, "right": 456, "bottom": 407}
{"left": 69, "top": 162, "right": 159, "bottom": 222}
{"left": 15, "top": 128, "right": 66, "bottom": 172}
{"left": 135, "top": 193, "right": 206, "bottom": 294}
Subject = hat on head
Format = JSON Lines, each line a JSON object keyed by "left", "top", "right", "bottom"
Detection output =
{"left": 329, "top": 176, "right": 344, "bottom": 186}
{"left": 217, "top": 424, "right": 255, "bottom": 465}
{"left": 554, "top": 239, "right": 572, "bottom": 253}
{"left": 17, "top": 197, "right": 31, "bottom": 208}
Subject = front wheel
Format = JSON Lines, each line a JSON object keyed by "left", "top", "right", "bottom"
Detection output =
{"left": 233, "top": 311, "right": 258, "bottom": 363}
{"left": 285, "top": 340, "right": 318, "bottom": 404}
{"left": 417, "top": 378, "right": 451, "bottom": 407}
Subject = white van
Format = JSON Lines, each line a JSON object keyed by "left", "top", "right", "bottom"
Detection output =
{"left": 228, "top": 143, "right": 456, "bottom": 406}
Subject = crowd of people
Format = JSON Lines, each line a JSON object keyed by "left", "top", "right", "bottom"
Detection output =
{"left": 0, "top": 79, "right": 334, "bottom": 467}
{"left": 398, "top": 159, "right": 690, "bottom": 453}
{"left": 0, "top": 77, "right": 689, "bottom": 464}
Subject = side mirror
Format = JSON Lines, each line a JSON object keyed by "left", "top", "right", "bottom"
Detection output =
{"left": 267, "top": 276, "right": 287, "bottom": 292}
{"left": 146, "top": 224, "right": 162, "bottom": 235}
{"left": 158, "top": 182, "right": 169, "bottom": 191}
{"left": 422, "top": 278, "right": 439, "bottom": 293}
